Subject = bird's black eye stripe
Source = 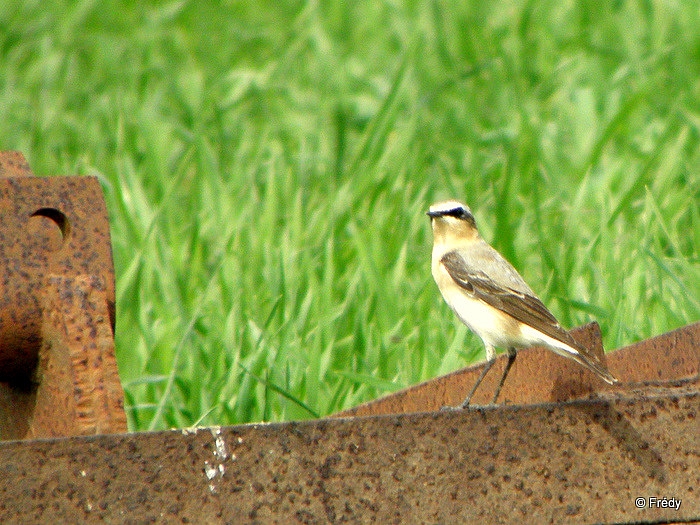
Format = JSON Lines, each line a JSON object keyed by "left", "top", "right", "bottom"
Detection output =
{"left": 427, "top": 204, "right": 475, "bottom": 223}
{"left": 444, "top": 207, "right": 471, "bottom": 219}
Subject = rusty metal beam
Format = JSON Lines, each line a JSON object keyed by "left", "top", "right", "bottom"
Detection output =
{"left": 0, "top": 151, "right": 125, "bottom": 439}
{"left": 0, "top": 384, "right": 697, "bottom": 524}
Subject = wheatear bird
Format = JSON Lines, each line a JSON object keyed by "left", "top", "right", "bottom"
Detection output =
{"left": 427, "top": 200, "right": 617, "bottom": 408}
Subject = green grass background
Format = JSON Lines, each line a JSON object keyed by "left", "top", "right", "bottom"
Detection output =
{"left": 1, "top": 1, "right": 698, "bottom": 431}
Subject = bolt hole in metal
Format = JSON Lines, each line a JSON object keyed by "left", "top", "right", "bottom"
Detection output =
{"left": 28, "top": 208, "right": 70, "bottom": 252}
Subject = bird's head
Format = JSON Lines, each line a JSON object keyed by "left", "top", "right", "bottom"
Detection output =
{"left": 427, "top": 200, "right": 479, "bottom": 244}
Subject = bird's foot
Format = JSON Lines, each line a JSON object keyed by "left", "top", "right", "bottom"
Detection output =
{"left": 439, "top": 401, "right": 488, "bottom": 411}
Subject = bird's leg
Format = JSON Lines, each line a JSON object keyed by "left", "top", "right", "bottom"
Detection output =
{"left": 459, "top": 359, "right": 494, "bottom": 408}
{"left": 459, "top": 345, "right": 497, "bottom": 409}
{"left": 491, "top": 347, "right": 517, "bottom": 405}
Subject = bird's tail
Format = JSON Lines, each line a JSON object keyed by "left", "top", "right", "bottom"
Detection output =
{"left": 547, "top": 336, "right": 619, "bottom": 385}
{"left": 570, "top": 352, "right": 619, "bottom": 385}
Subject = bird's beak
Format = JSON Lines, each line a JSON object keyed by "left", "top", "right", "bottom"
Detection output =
{"left": 426, "top": 210, "right": 441, "bottom": 218}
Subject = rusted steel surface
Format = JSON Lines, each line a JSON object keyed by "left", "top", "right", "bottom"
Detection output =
{"left": 0, "top": 386, "right": 697, "bottom": 524}
{"left": 337, "top": 322, "right": 700, "bottom": 418}
{"left": 27, "top": 275, "right": 127, "bottom": 438}
{"left": 0, "top": 165, "right": 116, "bottom": 378}
{"left": 608, "top": 321, "right": 700, "bottom": 384}
{"left": 0, "top": 150, "right": 32, "bottom": 178}
{"left": 0, "top": 151, "right": 125, "bottom": 439}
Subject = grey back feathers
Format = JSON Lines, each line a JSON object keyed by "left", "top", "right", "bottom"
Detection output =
{"left": 447, "top": 240, "right": 535, "bottom": 297}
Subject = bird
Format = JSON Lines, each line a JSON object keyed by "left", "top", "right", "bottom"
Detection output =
{"left": 427, "top": 199, "right": 618, "bottom": 408}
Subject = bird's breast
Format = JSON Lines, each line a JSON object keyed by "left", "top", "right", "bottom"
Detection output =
{"left": 434, "top": 263, "right": 521, "bottom": 348}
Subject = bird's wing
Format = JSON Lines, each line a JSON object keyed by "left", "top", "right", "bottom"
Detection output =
{"left": 440, "top": 250, "right": 576, "bottom": 348}
{"left": 440, "top": 250, "right": 617, "bottom": 384}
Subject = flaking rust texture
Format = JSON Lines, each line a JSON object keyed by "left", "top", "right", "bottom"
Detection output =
{"left": 0, "top": 386, "right": 697, "bottom": 524}
{"left": 0, "top": 151, "right": 125, "bottom": 439}
{"left": 0, "top": 157, "right": 115, "bottom": 378}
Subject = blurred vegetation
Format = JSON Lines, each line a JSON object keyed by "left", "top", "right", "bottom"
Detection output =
{"left": 1, "top": 0, "right": 698, "bottom": 430}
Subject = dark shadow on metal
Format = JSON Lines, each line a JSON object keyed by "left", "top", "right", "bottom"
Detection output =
{"left": 572, "top": 399, "right": 668, "bottom": 484}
